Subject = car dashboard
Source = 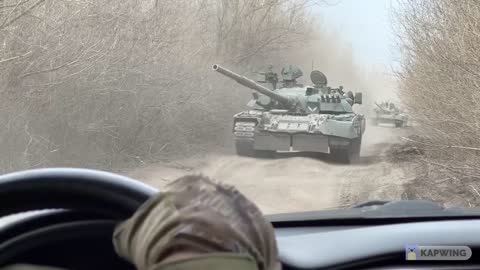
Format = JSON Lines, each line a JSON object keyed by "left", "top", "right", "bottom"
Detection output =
{"left": 1, "top": 210, "right": 480, "bottom": 269}
{"left": 273, "top": 218, "right": 480, "bottom": 269}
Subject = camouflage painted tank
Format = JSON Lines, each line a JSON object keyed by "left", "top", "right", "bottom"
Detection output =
{"left": 373, "top": 101, "right": 408, "bottom": 127}
{"left": 212, "top": 64, "right": 365, "bottom": 163}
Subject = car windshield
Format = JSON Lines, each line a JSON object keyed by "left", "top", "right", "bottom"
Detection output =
{"left": 1, "top": 0, "right": 477, "bottom": 216}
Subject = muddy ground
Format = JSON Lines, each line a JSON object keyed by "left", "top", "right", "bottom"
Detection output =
{"left": 128, "top": 123, "right": 416, "bottom": 214}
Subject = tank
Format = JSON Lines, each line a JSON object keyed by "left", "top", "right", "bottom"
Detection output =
{"left": 212, "top": 64, "right": 366, "bottom": 163}
{"left": 373, "top": 102, "right": 409, "bottom": 127}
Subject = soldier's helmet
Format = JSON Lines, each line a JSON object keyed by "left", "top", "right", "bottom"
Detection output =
{"left": 281, "top": 65, "right": 303, "bottom": 81}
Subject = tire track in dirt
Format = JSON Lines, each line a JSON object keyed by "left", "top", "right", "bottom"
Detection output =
{"left": 128, "top": 125, "right": 415, "bottom": 214}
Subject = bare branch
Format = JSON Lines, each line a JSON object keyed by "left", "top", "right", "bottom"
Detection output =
{"left": 0, "top": 50, "right": 31, "bottom": 63}
{"left": 1, "top": 0, "right": 44, "bottom": 29}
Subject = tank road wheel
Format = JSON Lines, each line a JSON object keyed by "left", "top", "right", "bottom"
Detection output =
{"left": 330, "top": 138, "right": 361, "bottom": 164}
{"left": 235, "top": 140, "right": 255, "bottom": 157}
{"left": 255, "top": 150, "right": 275, "bottom": 159}
{"left": 330, "top": 147, "right": 349, "bottom": 164}
{"left": 235, "top": 140, "right": 274, "bottom": 158}
{"left": 350, "top": 137, "right": 361, "bottom": 163}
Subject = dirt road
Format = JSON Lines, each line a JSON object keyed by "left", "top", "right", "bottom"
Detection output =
{"left": 128, "top": 124, "right": 414, "bottom": 214}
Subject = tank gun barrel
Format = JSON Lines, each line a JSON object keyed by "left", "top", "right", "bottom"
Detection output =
{"left": 212, "top": 64, "right": 290, "bottom": 105}
{"left": 374, "top": 102, "right": 388, "bottom": 113}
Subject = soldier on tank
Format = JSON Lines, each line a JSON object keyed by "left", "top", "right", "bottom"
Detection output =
{"left": 280, "top": 65, "right": 303, "bottom": 88}
{"left": 264, "top": 65, "right": 279, "bottom": 89}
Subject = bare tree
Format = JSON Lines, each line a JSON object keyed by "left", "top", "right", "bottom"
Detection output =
{"left": 394, "top": 0, "right": 480, "bottom": 206}
{"left": 395, "top": 0, "right": 480, "bottom": 153}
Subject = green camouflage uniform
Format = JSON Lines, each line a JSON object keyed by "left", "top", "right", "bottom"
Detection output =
{"left": 113, "top": 174, "right": 281, "bottom": 270}
{"left": 2, "top": 175, "right": 280, "bottom": 270}
{"left": 0, "top": 266, "right": 66, "bottom": 270}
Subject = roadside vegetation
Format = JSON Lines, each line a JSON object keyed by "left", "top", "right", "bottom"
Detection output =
{"left": 395, "top": 0, "right": 480, "bottom": 207}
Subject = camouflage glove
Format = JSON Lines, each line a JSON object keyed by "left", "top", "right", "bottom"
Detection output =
{"left": 0, "top": 265, "right": 67, "bottom": 270}
{"left": 113, "top": 175, "right": 281, "bottom": 270}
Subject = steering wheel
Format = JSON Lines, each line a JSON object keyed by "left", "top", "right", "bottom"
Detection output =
{"left": 0, "top": 168, "right": 158, "bottom": 269}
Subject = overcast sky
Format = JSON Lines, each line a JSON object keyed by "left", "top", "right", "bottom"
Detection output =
{"left": 313, "top": 0, "right": 398, "bottom": 70}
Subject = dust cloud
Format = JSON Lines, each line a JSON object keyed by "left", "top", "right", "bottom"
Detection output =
{"left": 128, "top": 124, "right": 414, "bottom": 214}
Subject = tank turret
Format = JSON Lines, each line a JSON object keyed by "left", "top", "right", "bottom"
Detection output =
{"left": 373, "top": 101, "right": 408, "bottom": 127}
{"left": 213, "top": 64, "right": 362, "bottom": 113}
{"left": 374, "top": 102, "right": 388, "bottom": 113}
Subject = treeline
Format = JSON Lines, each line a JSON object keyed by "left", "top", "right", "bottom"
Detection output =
{"left": 395, "top": 0, "right": 480, "bottom": 206}
{"left": 0, "top": 0, "right": 369, "bottom": 172}
{"left": 396, "top": 0, "right": 480, "bottom": 161}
